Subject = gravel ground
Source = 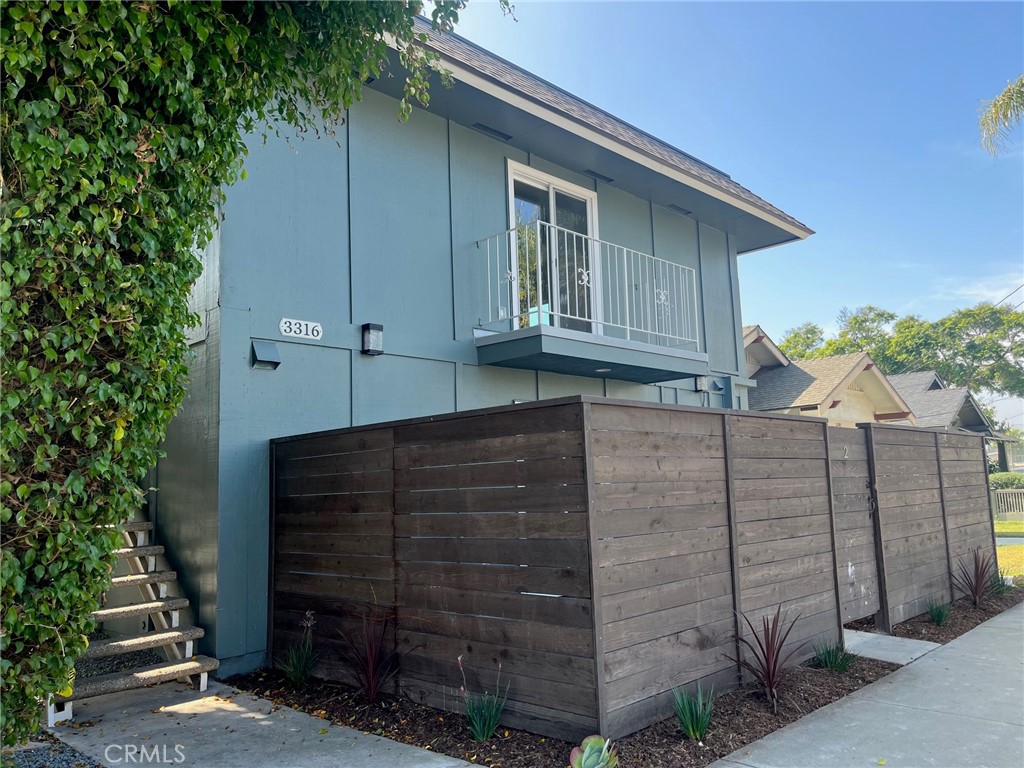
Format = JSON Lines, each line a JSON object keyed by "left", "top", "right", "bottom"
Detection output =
{"left": 10, "top": 733, "right": 101, "bottom": 768}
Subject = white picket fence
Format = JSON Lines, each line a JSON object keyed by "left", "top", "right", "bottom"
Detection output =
{"left": 993, "top": 489, "right": 1024, "bottom": 521}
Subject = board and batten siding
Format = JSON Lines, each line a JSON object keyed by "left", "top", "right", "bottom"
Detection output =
{"left": 203, "top": 81, "right": 747, "bottom": 671}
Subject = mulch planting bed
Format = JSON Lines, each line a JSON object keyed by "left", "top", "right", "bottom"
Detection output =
{"left": 229, "top": 657, "right": 897, "bottom": 768}
{"left": 229, "top": 587, "right": 1024, "bottom": 766}
{"left": 847, "top": 583, "right": 1024, "bottom": 644}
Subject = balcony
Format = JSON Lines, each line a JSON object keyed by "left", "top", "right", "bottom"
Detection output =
{"left": 474, "top": 221, "right": 709, "bottom": 384}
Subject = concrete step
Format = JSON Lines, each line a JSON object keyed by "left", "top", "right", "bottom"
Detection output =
{"left": 54, "top": 656, "right": 220, "bottom": 703}
{"left": 83, "top": 627, "right": 205, "bottom": 659}
{"left": 109, "top": 570, "right": 177, "bottom": 590}
{"left": 113, "top": 544, "right": 164, "bottom": 559}
{"left": 91, "top": 598, "right": 188, "bottom": 623}
{"left": 107, "top": 521, "right": 154, "bottom": 533}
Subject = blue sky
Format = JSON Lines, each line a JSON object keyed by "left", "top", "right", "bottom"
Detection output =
{"left": 452, "top": 0, "right": 1024, "bottom": 425}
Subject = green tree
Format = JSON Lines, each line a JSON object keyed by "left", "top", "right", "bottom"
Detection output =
{"left": 820, "top": 305, "right": 899, "bottom": 366}
{"left": 0, "top": 0, "right": 492, "bottom": 746}
{"left": 980, "top": 75, "right": 1024, "bottom": 155}
{"left": 778, "top": 321, "right": 825, "bottom": 360}
{"left": 911, "top": 303, "right": 1024, "bottom": 397}
{"left": 778, "top": 303, "right": 1024, "bottom": 399}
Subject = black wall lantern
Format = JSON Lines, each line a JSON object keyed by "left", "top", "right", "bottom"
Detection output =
{"left": 250, "top": 340, "right": 282, "bottom": 370}
{"left": 361, "top": 323, "right": 384, "bottom": 356}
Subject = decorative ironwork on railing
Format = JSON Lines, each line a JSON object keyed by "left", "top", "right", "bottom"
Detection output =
{"left": 476, "top": 221, "right": 699, "bottom": 348}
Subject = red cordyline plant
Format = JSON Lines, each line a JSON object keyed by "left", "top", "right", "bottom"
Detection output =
{"left": 337, "top": 612, "right": 400, "bottom": 704}
{"left": 951, "top": 548, "right": 996, "bottom": 609}
{"left": 728, "top": 607, "right": 806, "bottom": 713}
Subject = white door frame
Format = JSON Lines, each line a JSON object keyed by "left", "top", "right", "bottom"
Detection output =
{"left": 506, "top": 159, "right": 602, "bottom": 330}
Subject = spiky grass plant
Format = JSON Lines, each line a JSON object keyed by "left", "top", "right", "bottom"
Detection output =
{"left": 926, "top": 598, "right": 951, "bottom": 626}
{"left": 812, "top": 640, "right": 857, "bottom": 672}
{"left": 458, "top": 655, "right": 510, "bottom": 742}
{"left": 729, "top": 607, "right": 806, "bottom": 713}
{"left": 952, "top": 548, "right": 996, "bottom": 608}
{"left": 337, "top": 612, "right": 401, "bottom": 704}
{"left": 990, "top": 568, "right": 1014, "bottom": 596}
{"left": 278, "top": 610, "right": 318, "bottom": 689}
{"left": 672, "top": 682, "right": 715, "bottom": 741}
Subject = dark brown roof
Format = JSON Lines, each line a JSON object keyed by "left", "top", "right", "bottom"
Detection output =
{"left": 418, "top": 20, "right": 812, "bottom": 237}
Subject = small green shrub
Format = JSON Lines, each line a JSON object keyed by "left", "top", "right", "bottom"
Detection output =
{"left": 812, "top": 640, "right": 857, "bottom": 672}
{"left": 672, "top": 682, "right": 714, "bottom": 741}
{"left": 278, "top": 611, "right": 318, "bottom": 689}
{"left": 990, "top": 472, "right": 1024, "bottom": 490}
{"left": 990, "top": 569, "right": 1014, "bottom": 595}
{"left": 458, "top": 655, "right": 509, "bottom": 742}
{"left": 926, "top": 599, "right": 951, "bottom": 626}
{"left": 569, "top": 735, "right": 619, "bottom": 768}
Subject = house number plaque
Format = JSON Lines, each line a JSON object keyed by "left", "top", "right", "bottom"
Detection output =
{"left": 279, "top": 318, "right": 323, "bottom": 340}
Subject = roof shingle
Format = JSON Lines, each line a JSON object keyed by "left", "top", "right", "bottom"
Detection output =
{"left": 749, "top": 353, "right": 867, "bottom": 411}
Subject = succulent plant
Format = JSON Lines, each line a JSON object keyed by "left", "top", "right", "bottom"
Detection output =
{"left": 569, "top": 735, "right": 619, "bottom": 768}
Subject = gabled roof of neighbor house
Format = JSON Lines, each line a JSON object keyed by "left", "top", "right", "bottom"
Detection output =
{"left": 408, "top": 19, "right": 813, "bottom": 250}
{"left": 743, "top": 325, "right": 790, "bottom": 370}
{"left": 887, "top": 371, "right": 944, "bottom": 393}
{"left": 888, "top": 371, "right": 996, "bottom": 435}
{"left": 748, "top": 352, "right": 912, "bottom": 420}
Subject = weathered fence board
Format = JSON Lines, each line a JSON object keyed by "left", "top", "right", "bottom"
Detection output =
{"left": 589, "top": 402, "right": 735, "bottom": 735}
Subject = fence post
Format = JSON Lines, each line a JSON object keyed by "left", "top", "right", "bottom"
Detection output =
{"left": 580, "top": 402, "right": 609, "bottom": 737}
{"left": 267, "top": 441, "right": 277, "bottom": 663}
{"left": 821, "top": 423, "right": 846, "bottom": 644}
{"left": 983, "top": 438, "right": 1000, "bottom": 565}
{"left": 934, "top": 432, "right": 956, "bottom": 603}
{"left": 863, "top": 423, "right": 893, "bottom": 634}
{"left": 722, "top": 413, "right": 743, "bottom": 684}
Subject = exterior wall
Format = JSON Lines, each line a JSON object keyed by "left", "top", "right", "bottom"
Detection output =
{"left": 156, "top": 236, "right": 222, "bottom": 655}
{"left": 195, "top": 85, "right": 750, "bottom": 671}
{"left": 827, "top": 388, "right": 879, "bottom": 427}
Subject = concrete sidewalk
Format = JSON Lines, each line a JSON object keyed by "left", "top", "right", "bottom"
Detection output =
{"left": 51, "top": 680, "right": 471, "bottom": 768}
{"left": 711, "top": 603, "right": 1024, "bottom": 768}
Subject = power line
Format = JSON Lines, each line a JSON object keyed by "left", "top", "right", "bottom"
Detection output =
{"left": 994, "top": 283, "right": 1024, "bottom": 306}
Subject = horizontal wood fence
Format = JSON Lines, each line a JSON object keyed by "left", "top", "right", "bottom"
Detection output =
{"left": 269, "top": 396, "right": 996, "bottom": 741}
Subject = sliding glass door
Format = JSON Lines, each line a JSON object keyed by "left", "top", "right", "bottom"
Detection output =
{"left": 509, "top": 162, "right": 598, "bottom": 333}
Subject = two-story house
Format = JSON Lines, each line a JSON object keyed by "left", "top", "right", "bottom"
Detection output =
{"left": 154, "top": 22, "right": 813, "bottom": 677}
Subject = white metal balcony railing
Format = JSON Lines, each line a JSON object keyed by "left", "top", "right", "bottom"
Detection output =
{"left": 476, "top": 221, "right": 699, "bottom": 349}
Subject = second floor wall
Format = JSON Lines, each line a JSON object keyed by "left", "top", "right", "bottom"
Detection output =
{"left": 218, "top": 86, "right": 747, "bottom": 389}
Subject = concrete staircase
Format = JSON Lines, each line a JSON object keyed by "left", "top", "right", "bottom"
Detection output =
{"left": 47, "top": 520, "right": 218, "bottom": 726}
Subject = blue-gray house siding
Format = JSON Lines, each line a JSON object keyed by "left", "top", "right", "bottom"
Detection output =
{"left": 156, "top": 50, "right": 808, "bottom": 675}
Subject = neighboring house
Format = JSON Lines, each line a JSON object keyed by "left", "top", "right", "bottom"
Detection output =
{"left": 742, "top": 324, "right": 789, "bottom": 377}
{"left": 887, "top": 371, "right": 1011, "bottom": 469}
{"left": 887, "top": 371, "right": 995, "bottom": 435}
{"left": 156, "top": 23, "right": 812, "bottom": 676}
{"left": 744, "top": 326, "right": 913, "bottom": 427}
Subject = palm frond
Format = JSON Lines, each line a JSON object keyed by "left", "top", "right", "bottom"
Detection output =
{"left": 980, "top": 75, "right": 1024, "bottom": 155}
